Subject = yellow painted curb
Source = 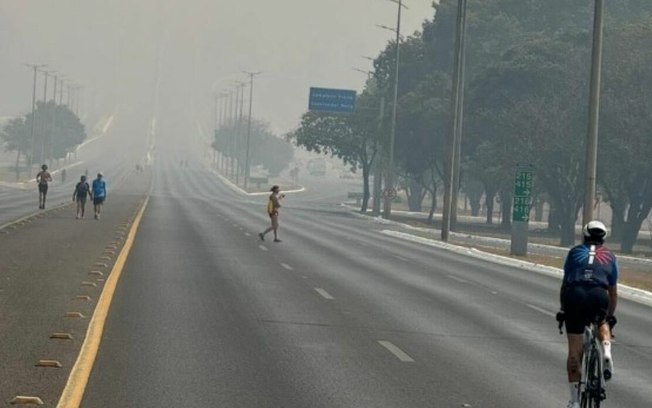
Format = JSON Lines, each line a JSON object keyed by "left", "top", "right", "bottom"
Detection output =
{"left": 56, "top": 197, "right": 149, "bottom": 408}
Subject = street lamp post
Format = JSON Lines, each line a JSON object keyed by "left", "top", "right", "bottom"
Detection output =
{"left": 441, "top": 0, "right": 468, "bottom": 242}
{"left": 381, "top": 0, "right": 406, "bottom": 219}
{"left": 243, "top": 71, "right": 262, "bottom": 189}
{"left": 25, "top": 64, "right": 46, "bottom": 175}
{"left": 39, "top": 70, "right": 55, "bottom": 164}
{"left": 583, "top": 0, "right": 605, "bottom": 226}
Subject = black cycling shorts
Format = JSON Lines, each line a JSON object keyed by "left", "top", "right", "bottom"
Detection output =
{"left": 562, "top": 285, "right": 609, "bottom": 335}
{"left": 38, "top": 183, "right": 48, "bottom": 194}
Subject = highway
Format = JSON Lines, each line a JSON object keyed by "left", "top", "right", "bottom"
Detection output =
{"left": 0, "top": 112, "right": 150, "bottom": 227}
{"left": 72, "top": 121, "right": 652, "bottom": 407}
{"left": 0, "top": 111, "right": 650, "bottom": 407}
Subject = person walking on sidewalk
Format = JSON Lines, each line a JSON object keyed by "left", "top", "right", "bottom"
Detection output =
{"left": 259, "top": 185, "right": 285, "bottom": 243}
{"left": 72, "top": 175, "right": 92, "bottom": 219}
{"left": 92, "top": 172, "right": 107, "bottom": 220}
{"left": 36, "top": 164, "right": 52, "bottom": 209}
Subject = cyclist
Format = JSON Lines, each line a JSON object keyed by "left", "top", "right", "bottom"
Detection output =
{"left": 558, "top": 220, "right": 618, "bottom": 408}
{"left": 92, "top": 172, "right": 107, "bottom": 220}
{"left": 36, "top": 164, "right": 52, "bottom": 209}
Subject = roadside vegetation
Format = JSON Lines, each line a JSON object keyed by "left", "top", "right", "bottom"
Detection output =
{"left": 290, "top": 0, "right": 652, "bottom": 253}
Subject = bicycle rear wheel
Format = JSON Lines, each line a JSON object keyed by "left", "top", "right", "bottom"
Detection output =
{"left": 581, "top": 346, "right": 603, "bottom": 408}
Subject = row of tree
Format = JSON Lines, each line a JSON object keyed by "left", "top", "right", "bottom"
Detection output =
{"left": 1, "top": 101, "right": 86, "bottom": 178}
{"left": 212, "top": 119, "right": 293, "bottom": 179}
{"left": 290, "top": 0, "right": 652, "bottom": 253}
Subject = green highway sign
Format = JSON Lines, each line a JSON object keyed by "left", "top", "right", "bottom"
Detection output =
{"left": 512, "top": 166, "right": 533, "bottom": 222}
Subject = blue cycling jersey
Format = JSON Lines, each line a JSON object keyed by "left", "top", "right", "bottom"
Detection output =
{"left": 563, "top": 243, "right": 618, "bottom": 288}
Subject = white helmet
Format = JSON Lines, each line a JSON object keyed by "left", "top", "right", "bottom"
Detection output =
{"left": 583, "top": 220, "right": 607, "bottom": 238}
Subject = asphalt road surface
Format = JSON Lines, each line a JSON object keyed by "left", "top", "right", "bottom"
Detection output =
{"left": 76, "top": 136, "right": 652, "bottom": 407}
{"left": 0, "top": 111, "right": 150, "bottom": 227}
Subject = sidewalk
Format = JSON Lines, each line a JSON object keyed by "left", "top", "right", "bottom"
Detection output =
{"left": 0, "top": 175, "right": 149, "bottom": 406}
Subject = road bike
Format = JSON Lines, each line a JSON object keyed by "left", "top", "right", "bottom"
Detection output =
{"left": 559, "top": 317, "right": 607, "bottom": 407}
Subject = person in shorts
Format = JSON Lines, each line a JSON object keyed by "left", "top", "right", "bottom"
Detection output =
{"left": 92, "top": 172, "right": 107, "bottom": 220}
{"left": 259, "top": 185, "right": 284, "bottom": 243}
{"left": 558, "top": 220, "right": 618, "bottom": 408}
{"left": 36, "top": 164, "right": 52, "bottom": 209}
{"left": 72, "top": 175, "right": 92, "bottom": 219}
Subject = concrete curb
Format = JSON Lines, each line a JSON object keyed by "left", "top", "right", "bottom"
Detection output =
{"left": 214, "top": 170, "right": 306, "bottom": 196}
{"left": 380, "top": 229, "right": 652, "bottom": 309}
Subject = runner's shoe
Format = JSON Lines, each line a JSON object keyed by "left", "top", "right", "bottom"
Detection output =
{"left": 274, "top": 239, "right": 282, "bottom": 243}
{"left": 566, "top": 401, "right": 580, "bottom": 408}
{"left": 259, "top": 233, "right": 265, "bottom": 241}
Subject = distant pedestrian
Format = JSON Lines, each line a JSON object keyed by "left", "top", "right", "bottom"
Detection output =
{"left": 72, "top": 175, "right": 92, "bottom": 219}
{"left": 61, "top": 168, "right": 67, "bottom": 183}
{"left": 92, "top": 172, "right": 107, "bottom": 220}
{"left": 36, "top": 164, "right": 52, "bottom": 209}
{"left": 259, "top": 185, "right": 285, "bottom": 243}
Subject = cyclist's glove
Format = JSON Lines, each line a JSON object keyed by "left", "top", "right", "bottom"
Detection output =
{"left": 556, "top": 311, "right": 565, "bottom": 334}
{"left": 606, "top": 315, "right": 617, "bottom": 331}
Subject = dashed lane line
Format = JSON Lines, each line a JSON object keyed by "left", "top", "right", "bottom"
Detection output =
{"left": 378, "top": 340, "right": 415, "bottom": 362}
{"left": 446, "top": 274, "right": 469, "bottom": 284}
{"left": 393, "top": 255, "right": 409, "bottom": 262}
{"left": 259, "top": 245, "right": 268, "bottom": 252}
{"left": 526, "top": 304, "right": 556, "bottom": 317}
{"left": 281, "top": 263, "right": 294, "bottom": 271}
{"left": 244, "top": 232, "right": 251, "bottom": 237}
{"left": 314, "top": 288, "right": 334, "bottom": 300}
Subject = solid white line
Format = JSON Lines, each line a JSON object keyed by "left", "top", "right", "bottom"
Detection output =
{"left": 259, "top": 245, "right": 268, "bottom": 252}
{"left": 314, "top": 288, "right": 334, "bottom": 300}
{"left": 378, "top": 340, "right": 415, "bottom": 362}
{"left": 446, "top": 274, "right": 468, "bottom": 284}
{"left": 281, "top": 263, "right": 294, "bottom": 271}
{"left": 526, "top": 304, "right": 556, "bottom": 317}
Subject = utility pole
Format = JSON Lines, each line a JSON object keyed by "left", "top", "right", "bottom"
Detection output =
{"left": 243, "top": 71, "right": 262, "bottom": 189}
{"left": 583, "top": 0, "right": 605, "bottom": 226}
{"left": 26, "top": 63, "right": 46, "bottom": 175}
{"left": 381, "top": 0, "right": 406, "bottom": 219}
{"left": 441, "top": 0, "right": 468, "bottom": 242}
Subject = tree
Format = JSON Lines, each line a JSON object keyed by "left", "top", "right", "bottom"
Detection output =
{"left": 599, "top": 16, "right": 652, "bottom": 252}
{"left": 1, "top": 101, "right": 86, "bottom": 176}
{"left": 289, "top": 91, "right": 382, "bottom": 212}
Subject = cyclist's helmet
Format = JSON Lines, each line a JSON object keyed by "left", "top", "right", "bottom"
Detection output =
{"left": 41, "top": 164, "right": 48, "bottom": 170}
{"left": 583, "top": 220, "right": 607, "bottom": 239}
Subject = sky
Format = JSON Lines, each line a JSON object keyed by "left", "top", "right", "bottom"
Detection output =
{"left": 0, "top": 1, "right": 437, "bottom": 134}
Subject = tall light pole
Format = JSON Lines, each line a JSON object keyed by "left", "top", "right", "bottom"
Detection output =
{"left": 231, "top": 80, "right": 247, "bottom": 185}
{"left": 39, "top": 69, "right": 55, "bottom": 164}
{"left": 583, "top": 0, "right": 605, "bottom": 226}
{"left": 243, "top": 71, "right": 262, "bottom": 189}
{"left": 441, "top": 0, "right": 468, "bottom": 242}
{"left": 25, "top": 63, "right": 46, "bottom": 175}
{"left": 380, "top": 0, "right": 406, "bottom": 219}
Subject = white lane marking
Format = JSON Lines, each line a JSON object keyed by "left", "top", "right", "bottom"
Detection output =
{"left": 259, "top": 245, "right": 268, "bottom": 252}
{"left": 446, "top": 274, "right": 468, "bottom": 284}
{"left": 394, "top": 255, "right": 409, "bottom": 262}
{"left": 526, "top": 304, "right": 556, "bottom": 317}
{"left": 281, "top": 263, "right": 294, "bottom": 271}
{"left": 490, "top": 291, "right": 499, "bottom": 295}
{"left": 244, "top": 232, "right": 251, "bottom": 237}
{"left": 314, "top": 288, "right": 334, "bottom": 300}
{"left": 378, "top": 340, "right": 415, "bottom": 362}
